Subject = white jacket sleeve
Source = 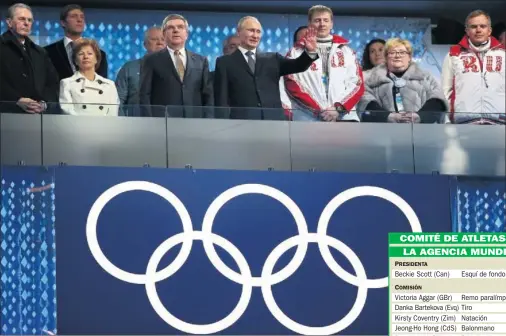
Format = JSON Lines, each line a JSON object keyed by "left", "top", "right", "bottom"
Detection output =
{"left": 109, "top": 84, "right": 120, "bottom": 116}
{"left": 279, "top": 77, "right": 294, "bottom": 120}
{"left": 283, "top": 46, "right": 324, "bottom": 113}
{"left": 279, "top": 77, "right": 292, "bottom": 109}
{"left": 59, "top": 80, "right": 77, "bottom": 115}
{"left": 338, "top": 47, "right": 365, "bottom": 112}
{"left": 441, "top": 53, "right": 454, "bottom": 104}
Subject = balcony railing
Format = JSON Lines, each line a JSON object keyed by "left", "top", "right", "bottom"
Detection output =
{"left": 1, "top": 102, "right": 504, "bottom": 176}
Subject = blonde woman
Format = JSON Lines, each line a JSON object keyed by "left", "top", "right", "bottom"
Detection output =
{"left": 358, "top": 38, "right": 447, "bottom": 123}
{"left": 59, "top": 38, "right": 119, "bottom": 115}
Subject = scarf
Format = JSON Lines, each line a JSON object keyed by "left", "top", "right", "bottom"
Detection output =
{"left": 316, "top": 35, "right": 333, "bottom": 96}
{"left": 468, "top": 39, "right": 491, "bottom": 60}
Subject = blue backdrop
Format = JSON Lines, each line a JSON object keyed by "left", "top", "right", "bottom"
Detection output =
{"left": 2, "top": 166, "right": 504, "bottom": 335}
{"left": 0, "top": 167, "right": 56, "bottom": 335}
{"left": 451, "top": 176, "right": 506, "bottom": 233}
{"left": 53, "top": 167, "right": 451, "bottom": 335}
{"left": 0, "top": 7, "right": 430, "bottom": 79}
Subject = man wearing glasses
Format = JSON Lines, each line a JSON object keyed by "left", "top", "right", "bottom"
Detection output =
{"left": 441, "top": 10, "right": 505, "bottom": 124}
{"left": 139, "top": 14, "right": 213, "bottom": 118}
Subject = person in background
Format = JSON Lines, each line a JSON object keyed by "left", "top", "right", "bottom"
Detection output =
{"left": 361, "top": 38, "right": 386, "bottom": 80}
{"left": 441, "top": 10, "right": 505, "bottom": 124}
{"left": 209, "top": 35, "right": 241, "bottom": 83}
{"left": 45, "top": 4, "right": 108, "bottom": 81}
{"left": 293, "top": 26, "right": 308, "bottom": 45}
{"left": 358, "top": 38, "right": 447, "bottom": 123}
{"left": 115, "top": 27, "right": 165, "bottom": 115}
{"left": 493, "top": 22, "right": 506, "bottom": 46}
{"left": 59, "top": 38, "right": 119, "bottom": 116}
{"left": 500, "top": 29, "right": 506, "bottom": 46}
{"left": 140, "top": 14, "right": 213, "bottom": 118}
{"left": 282, "top": 5, "right": 364, "bottom": 122}
{"left": 222, "top": 35, "right": 241, "bottom": 55}
{"left": 0, "top": 3, "right": 58, "bottom": 113}
{"left": 214, "top": 16, "right": 317, "bottom": 120}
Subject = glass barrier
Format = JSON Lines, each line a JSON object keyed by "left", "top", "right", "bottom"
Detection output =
{"left": 165, "top": 105, "right": 291, "bottom": 171}
{"left": 0, "top": 101, "right": 43, "bottom": 166}
{"left": 289, "top": 110, "right": 415, "bottom": 173}
{"left": 1, "top": 102, "right": 505, "bottom": 177}
{"left": 412, "top": 112, "right": 506, "bottom": 176}
{"left": 40, "top": 103, "right": 168, "bottom": 167}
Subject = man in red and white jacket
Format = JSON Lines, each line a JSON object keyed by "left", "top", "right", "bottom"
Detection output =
{"left": 441, "top": 10, "right": 505, "bottom": 124}
{"left": 281, "top": 5, "right": 364, "bottom": 122}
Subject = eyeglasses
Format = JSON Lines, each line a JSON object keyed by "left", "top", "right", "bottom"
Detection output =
{"left": 387, "top": 51, "right": 409, "bottom": 57}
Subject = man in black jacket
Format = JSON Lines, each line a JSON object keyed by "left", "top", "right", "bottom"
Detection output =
{"left": 213, "top": 16, "right": 317, "bottom": 120}
{"left": 0, "top": 3, "right": 59, "bottom": 113}
{"left": 44, "top": 4, "right": 108, "bottom": 81}
{"left": 209, "top": 35, "right": 241, "bottom": 84}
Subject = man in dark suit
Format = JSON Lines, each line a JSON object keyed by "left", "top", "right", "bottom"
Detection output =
{"left": 44, "top": 4, "right": 108, "bottom": 81}
{"left": 0, "top": 3, "right": 59, "bottom": 114}
{"left": 209, "top": 35, "right": 241, "bottom": 83}
{"left": 214, "top": 16, "right": 317, "bottom": 120}
{"left": 139, "top": 14, "right": 213, "bottom": 118}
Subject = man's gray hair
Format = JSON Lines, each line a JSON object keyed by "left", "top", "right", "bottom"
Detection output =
{"left": 465, "top": 9, "right": 492, "bottom": 27}
{"left": 144, "top": 26, "right": 162, "bottom": 41}
{"left": 161, "top": 14, "right": 188, "bottom": 30}
{"left": 237, "top": 16, "right": 260, "bottom": 31}
{"left": 7, "top": 3, "right": 32, "bottom": 19}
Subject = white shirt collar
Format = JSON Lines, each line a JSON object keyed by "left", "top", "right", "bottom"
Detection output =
{"left": 63, "top": 36, "right": 76, "bottom": 48}
{"left": 167, "top": 46, "right": 186, "bottom": 56}
{"left": 74, "top": 71, "right": 107, "bottom": 84}
{"left": 238, "top": 45, "right": 256, "bottom": 56}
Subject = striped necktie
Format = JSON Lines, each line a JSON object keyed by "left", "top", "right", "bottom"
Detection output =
{"left": 68, "top": 41, "right": 76, "bottom": 72}
{"left": 245, "top": 50, "right": 255, "bottom": 73}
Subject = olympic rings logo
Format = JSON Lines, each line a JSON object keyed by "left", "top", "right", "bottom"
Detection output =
{"left": 86, "top": 181, "right": 422, "bottom": 335}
